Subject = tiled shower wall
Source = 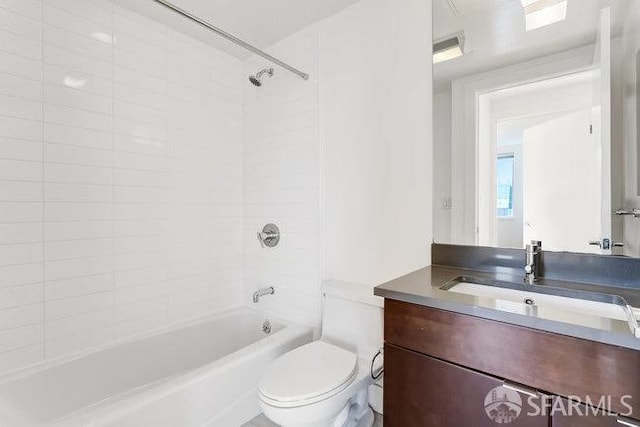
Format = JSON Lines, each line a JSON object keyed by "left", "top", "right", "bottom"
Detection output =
{"left": 242, "top": 25, "right": 321, "bottom": 328}
{"left": 0, "top": 0, "right": 243, "bottom": 373}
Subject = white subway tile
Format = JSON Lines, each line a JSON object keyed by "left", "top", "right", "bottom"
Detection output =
{"left": 44, "top": 104, "right": 112, "bottom": 132}
{"left": 0, "top": 0, "right": 42, "bottom": 21}
{"left": 44, "top": 255, "right": 113, "bottom": 281}
{"left": 114, "top": 99, "right": 165, "bottom": 125}
{"left": 0, "top": 303, "right": 42, "bottom": 330}
{"left": 115, "top": 31, "right": 165, "bottom": 64}
{"left": 0, "top": 137, "right": 42, "bottom": 162}
{"left": 0, "top": 93, "right": 42, "bottom": 121}
{"left": 114, "top": 116, "right": 165, "bottom": 141}
{"left": 113, "top": 82, "right": 166, "bottom": 109}
{"left": 44, "top": 123, "right": 113, "bottom": 150}
{"left": 0, "top": 28, "right": 42, "bottom": 59}
{"left": 43, "top": 44, "right": 112, "bottom": 79}
{"left": 114, "top": 150, "right": 166, "bottom": 172}
{"left": 0, "top": 282, "right": 42, "bottom": 310}
{"left": 0, "top": 323, "right": 42, "bottom": 353}
{"left": 45, "top": 202, "right": 113, "bottom": 222}
{"left": 0, "top": 73, "right": 42, "bottom": 101}
{"left": 45, "top": 291, "right": 113, "bottom": 320}
{"left": 45, "top": 143, "right": 113, "bottom": 167}
{"left": 43, "top": 3, "right": 111, "bottom": 43}
{"left": 0, "top": 223, "right": 42, "bottom": 244}
{"left": 114, "top": 48, "right": 164, "bottom": 79}
{"left": 0, "top": 7, "right": 41, "bottom": 41}
{"left": 43, "top": 24, "right": 111, "bottom": 63}
{"left": 0, "top": 181, "right": 42, "bottom": 202}
{"left": 0, "top": 158, "right": 42, "bottom": 181}
{"left": 114, "top": 281, "right": 167, "bottom": 305}
{"left": 44, "top": 63, "right": 113, "bottom": 97}
{"left": 113, "top": 7, "right": 165, "bottom": 46}
{"left": 45, "top": 0, "right": 112, "bottom": 27}
{"left": 44, "top": 182, "right": 112, "bottom": 202}
{"left": 45, "top": 272, "right": 113, "bottom": 300}
{"left": 44, "top": 238, "right": 112, "bottom": 261}
{"left": 45, "top": 162, "right": 112, "bottom": 185}
{"left": 44, "top": 83, "right": 113, "bottom": 114}
{"left": 0, "top": 202, "right": 42, "bottom": 223}
{"left": 114, "top": 251, "right": 164, "bottom": 272}
{"left": 44, "top": 221, "right": 111, "bottom": 241}
{"left": 0, "top": 51, "right": 42, "bottom": 82}
{"left": 114, "top": 266, "right": 166, "bottom": 289}
{"left": 114, "top": 66, "right": 165, "bottom": 95}
{"left": 115, "top": 296, "right": 166, "bottom": 322}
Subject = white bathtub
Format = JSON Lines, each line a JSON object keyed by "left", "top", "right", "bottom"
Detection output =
{"left": 0, "top": 308, "right": 312, "bottom": 427}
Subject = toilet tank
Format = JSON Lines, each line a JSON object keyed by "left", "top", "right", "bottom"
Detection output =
{"left": 320, "top": 281, "right": 384, "bottom": 360}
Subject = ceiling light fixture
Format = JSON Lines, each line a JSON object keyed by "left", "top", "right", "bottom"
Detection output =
{"left": 521, "top": 0, "right": 568, "bottom": 32}
{"left": 433, "top": 34, "right": 465, "bottom": 64}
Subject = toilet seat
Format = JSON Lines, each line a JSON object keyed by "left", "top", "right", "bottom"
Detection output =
{"left": 258, "top": 341, "right": 358, "bottom": 408}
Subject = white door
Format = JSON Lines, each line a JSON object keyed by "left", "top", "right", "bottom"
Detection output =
{"left": 522, "top": 109, "right": 603, "bottom": 254}
{"left": 594, "top": 7, "right": 613, "bottom": 254}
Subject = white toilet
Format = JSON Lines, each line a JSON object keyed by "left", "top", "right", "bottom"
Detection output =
{"left": 258, "top": 281, "right": 384, "bottom": 427}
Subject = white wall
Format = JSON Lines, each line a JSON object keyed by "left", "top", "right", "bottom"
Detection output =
{"left": 433, "top": 91, "right": 452, "bottom": 243}
{"left": 0, "top": 0, "right": 244, "bottom": 374}
{"left": 242, "top": 26, "right": 321, "bottom": 328}
{"left": 320, "top": 0, "right": 432, "bottom": 287}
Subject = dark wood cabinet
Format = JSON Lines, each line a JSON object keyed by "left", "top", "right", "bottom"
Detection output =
{"left": 384, "top": 343, "right": 549, "bottom": 427}
{"left": 552, "top": 400, "right": 639, "bottom": 427}
{"left": 383, "top": 299, "right": 640, "bottom": 426}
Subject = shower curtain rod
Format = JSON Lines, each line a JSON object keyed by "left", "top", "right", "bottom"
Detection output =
{"left": 150, "top": 0, "right": 309, "bottom": 80}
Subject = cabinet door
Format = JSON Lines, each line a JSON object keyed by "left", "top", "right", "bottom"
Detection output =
{"left": 383, "top": 343, "right": 549, "bottom": 427}
{"left": 552, "top": 400, "right": 640, "bottom": 427}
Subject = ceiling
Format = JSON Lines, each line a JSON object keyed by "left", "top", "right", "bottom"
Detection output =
{"left": 114, "top": 0, "right": 362, "bottom": 58}
{"left": 433, "top": 0, "right": 614, "bottom": 93}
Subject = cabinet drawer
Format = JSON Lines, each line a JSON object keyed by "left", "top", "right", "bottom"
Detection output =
{"left": 384, "top": 343, "right": 549, "bottom": 427}
{"left": 552, "top": 399, "right": 640, "bottom": 427}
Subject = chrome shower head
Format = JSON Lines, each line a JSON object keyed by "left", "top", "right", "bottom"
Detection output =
{"left": 249, "top": 67, "right": 274, "bottom": 87}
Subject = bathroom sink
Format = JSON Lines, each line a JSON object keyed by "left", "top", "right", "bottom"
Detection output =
{"left": 440, "top": 276, "right": 640, "bottom": 337}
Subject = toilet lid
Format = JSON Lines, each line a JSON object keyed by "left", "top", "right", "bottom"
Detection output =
{"left": 258, "top": 341, "right": 357, "bottom": 405}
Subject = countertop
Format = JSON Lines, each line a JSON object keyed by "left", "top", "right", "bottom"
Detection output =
{"left": 374, "top": 266, "right": 640, "bottom": 351}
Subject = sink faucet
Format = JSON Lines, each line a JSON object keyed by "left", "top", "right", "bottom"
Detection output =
{"left": 524, "top": 241, "right": 542, "bottom": 285}
{"left": 253, "top": 286, "right": 275, "bottom": 303}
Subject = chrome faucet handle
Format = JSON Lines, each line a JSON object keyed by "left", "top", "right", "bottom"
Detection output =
{"left": 257, "top": 224, "right": 280, "bottom": 248}
{"left": 615, "top": 208, "right": 640, "bottom": 218}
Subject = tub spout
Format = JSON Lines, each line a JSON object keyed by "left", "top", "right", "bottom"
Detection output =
{"left": 253, "top": 286, "right": 275, "bottom": 303}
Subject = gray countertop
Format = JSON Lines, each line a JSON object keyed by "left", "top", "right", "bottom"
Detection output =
{"left": 374, "top": 266, "right": 640, "bottom": 351}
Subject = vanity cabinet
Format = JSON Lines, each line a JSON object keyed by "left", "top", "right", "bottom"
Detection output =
{"left": 383, "top": 299, "right": 640, "bottom": 426}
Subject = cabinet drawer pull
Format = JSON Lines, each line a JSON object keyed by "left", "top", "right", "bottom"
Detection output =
{"left": 502, "top": 381, "right": 538, "bottom": 398}
{"left": 618, "top": 418, "right": 640, "bottom": 427}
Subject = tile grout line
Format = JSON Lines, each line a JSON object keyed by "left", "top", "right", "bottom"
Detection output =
{"left": 40, "top": 0, "right": 46, "bottom": 362}
{"left": 110, "top": 0, "right": 116, "bottom": 341}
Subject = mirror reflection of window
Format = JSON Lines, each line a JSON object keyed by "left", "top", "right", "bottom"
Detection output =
{"left": 496, "top": 155, "right": 515, "bottom": 219}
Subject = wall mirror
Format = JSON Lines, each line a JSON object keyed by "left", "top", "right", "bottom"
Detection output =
{"left": 432, "top": 0, "right": 640, "bottom": 256}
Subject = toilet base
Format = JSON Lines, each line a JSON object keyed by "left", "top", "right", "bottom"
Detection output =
{"left": 279, "top": 388, "right": 374, "bottom": 427}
